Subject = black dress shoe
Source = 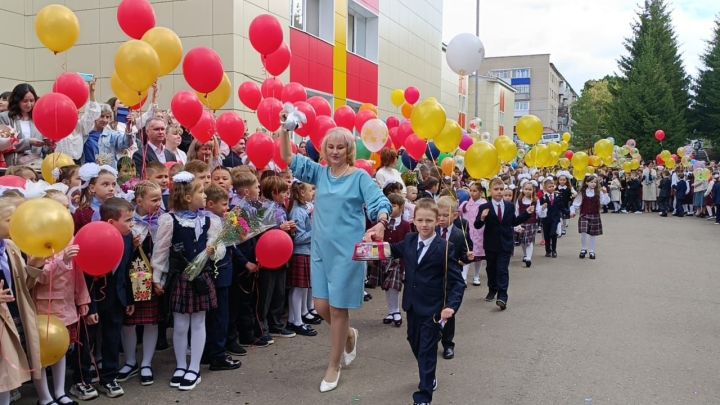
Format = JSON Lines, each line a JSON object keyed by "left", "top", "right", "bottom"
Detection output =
{"left": 579, "top": 250, "right": 587, "bottom": 259}
{"left": 551, "top": 251, "right": 557, "bottom": 258}
{"left": 589, "top": 252, "right": 596, "bottom": 260}
{"left": 496, "top": 300, "right": 507, "bottom": 310}
{"left": 139, "top": 366, "right": 154, "bottom": 386}
{"left": 485, "top": 292, "right": 496, "bottom": 302}
{"left": 525, "top": 260, "right": 531, "bottom": 268}
{"left": 442, "top": 347, "right": 455, "bottom": 359}
{"left": 545, "top": 251, "right": 552, "bottom": 257}
{"left": 209, "top": 355, "right": 241, "bottom": 371}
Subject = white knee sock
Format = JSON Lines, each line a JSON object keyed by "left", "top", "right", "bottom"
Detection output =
{"left": 173, "top": 313, "right": 190, "bottom": 372}
{"left": 525, "top": 243, "right": 534, "bottom": 259}
{"left": 385, "top": 289, "right": 400, "bottom": 314}
{"left": 289, "top": 287, "right": 305, "bottom": 326}
{"left": 34, "top": 371, "right": 54, "bottom": 404}
{"left": 581, "top": 233, "right": 588, "bottom": 250}
{"left": 589, "top": 235, "right": 596, "bottom": 253}
{"left": 0, "top": 391, "right": 10, "bottom": 405}
{"left": 300, "top": 288, "right": 309, "bottom": 317}
{"left": 461, "top": 264, "right": 469, "bottom": 281}
{"left": 307, "top": 287, "right": 315, "bottom": 311}
{"left": 189, "top": 312, "right": 206, "bottom": 373}
{"left": 141, "top": 324, "right": 158, "bottom": 371}
{"left": 121, "top": 325, "right": 137, "bottom": 367}
{"left": 51, "top": 357, "right": 67, "bottom": 398}
{"left": 473, "top": 260, "right": 482, "bottom": 279}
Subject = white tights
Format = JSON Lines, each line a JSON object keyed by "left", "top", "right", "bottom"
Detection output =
{"left": 121, "top": 324, "right": 158, "bottom": 376}
{"left": 521, "top": 243, "right": 534, "bottom": 260}
{"left": 580, "top": 233, "right": 597, "bottom": 252}
{"left": 173, "top": 312, "right": 206, "bottom": 374}
{"left": 462, "top": 260, "right": 483, "bottom": 281}
{"left": 288, "top": 287, "right": 308, "bottom": 326}
{"left": 385, "top": 288, "right": 400, "bottom": 314}
{"left": 35, "top": 357, "right": 68, "bottom": 404}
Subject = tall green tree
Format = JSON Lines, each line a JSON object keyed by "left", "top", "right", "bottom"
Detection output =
{"left": 609, "top": 0, "right": 690, "bottom": 159}
{"left": 691, "top": 15, "right": 720, "bottom": 147}
{"left": 571, "top": 78, "right": 615, "bottom": 151}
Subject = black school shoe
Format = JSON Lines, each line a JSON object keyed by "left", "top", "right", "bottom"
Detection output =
{"left": 178, "top": 370, "right": 201, "bottom": 391}
{"left": 302, "top": 313, "right": 322, "bottom": 325}
{"left": 551, "top": 251, "right": 557, "bottom": 258}
{"left": 209, "top": 355, "right": 241, "bottom": 371}
{"left": 287, "top": 323, "right": 318, "bottom": 336}
{"left": 139, "top": 366, "right": 154, "bottom": 386}
{"left": 545, "top": 251, "right": 552, "bottom": 257}
{"left": 496, "top": 300, "right": 507, "bottom": 310}
{"left": 485, "top": 291, "right": 496, "bottom": 302}
{"left": 579, "top": 250, "right": 587, "bottom": 259}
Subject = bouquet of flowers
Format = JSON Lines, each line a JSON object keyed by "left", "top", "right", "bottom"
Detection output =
{"left": 184, "top": 206, "right": 275, "bottom": 280}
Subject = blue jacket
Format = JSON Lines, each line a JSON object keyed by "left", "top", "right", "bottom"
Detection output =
{"left": 675, "top": 180, "right": 688, "bottom": 200}
{"left": 290, "top": 203, "right": 312, "bottom": 255}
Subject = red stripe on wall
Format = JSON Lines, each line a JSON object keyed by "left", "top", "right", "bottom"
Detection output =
{"left": 346, "top": 53, "right": 378, "bottom": 104}
{"left": 290, "top": 29, "right": 334, "bottom": 94}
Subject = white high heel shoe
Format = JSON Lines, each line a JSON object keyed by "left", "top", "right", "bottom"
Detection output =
{"left": 341, "top": 327, "right": 358, "bottom": 367}
{"left": 319, "top": 367, "right": 341, "bottom": 393}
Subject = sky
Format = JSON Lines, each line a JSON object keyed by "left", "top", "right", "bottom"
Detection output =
{"left": 442, "top": 0, "right": 718, "bottom": 94}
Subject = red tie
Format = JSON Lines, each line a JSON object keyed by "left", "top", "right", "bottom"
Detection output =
{"left": 497, "top": 203, "right": 503, "bottom": 222}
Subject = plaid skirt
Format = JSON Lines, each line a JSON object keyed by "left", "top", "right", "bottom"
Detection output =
{"left": 288, "top": 254, "right": 311, "bottom": 288}
{"left": 518, "top": 223, "right": 539, "bottom": 246}
{"left": 124, "top": 296, "right": 160, "bottom": 325}
{"left": 366, "top": 259, "right": 403, "bottom": 291}
{"left": 169, "top": 272, "right": 217, "bottom": 314}
{"left": 578, "top": 214, "right": 603, "bottom": 236}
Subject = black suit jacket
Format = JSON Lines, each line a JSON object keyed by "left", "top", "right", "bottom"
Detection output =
{"left": 132, "top": 144, "right": 177, "bottom": 177}
{"left": 540, "top": 193, "right": 562, "bottom": 225}
{"left": 474, "top": 200, "right": 531, "bottom": 254}
{"left": 391, "top": 234, "right": 465, "bottom": 318}
{"left": 439, "top": 223, "right": 472, "bottom": 265}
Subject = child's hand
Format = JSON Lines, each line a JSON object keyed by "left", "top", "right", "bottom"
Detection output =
{"left": 480, "top": 208, "right": 489, "bottom": 220}
{"left": 63, "top": 244, "right": 80, "bottom": 265}
{"left": 125, "top": 305, "right": 135, "bottom": 316}
{"left": 541, "top": 202, "right": 548, "bottom": 210}
{"left": 153, "top": 282, "right": 164, "bottom": 296}
{"left": 79, "top": 304, "right": 89, "bottom": 316}
{"left": 527, "top": 205, "right": 535, "bottom": 214}
{"left": 0, "top": 280, "right": 14, "bottom": 303}
{"left": 279, "top": 221, "right": 294, "bottom": 232}
{"left": 467, "top": 253, "right": 475, "bottom": 261}
{"left": 27, "top": 256, "right": 46, "bottom": 268}
{"left": 85, "top": 313, "right": 99, "bottom": 325}
{"left": 440, "top": 307, "right": 455, "bottom": 322}
{"left": 206, "top": 245, "right": 216, "bottom": 256}
{"left": 246, "top": 263, "right": 259, "bottom": 273}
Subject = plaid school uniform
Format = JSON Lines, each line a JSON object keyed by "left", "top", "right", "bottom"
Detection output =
{"left": 577, "top": 192, "right": 603, "bottom": 236}
{"left": 516, "top": 199, "right": 539, "bottom": 246}
{"left": 288, "top": 202, "right": 313, "bottom": 289}
{"left": 379, "top": 218, "right": 412, "bottom": 292}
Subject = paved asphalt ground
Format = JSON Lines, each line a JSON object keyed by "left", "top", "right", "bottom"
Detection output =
{"left": 17, "top": 213, "right": 720, "bottom": 404}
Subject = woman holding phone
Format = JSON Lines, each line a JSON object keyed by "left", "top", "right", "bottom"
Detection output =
{"left": 0, "top": 83, "right": 46, "bottom": 166}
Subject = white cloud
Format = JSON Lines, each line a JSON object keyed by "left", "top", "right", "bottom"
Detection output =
{"left": 442, "top": 0, "right": 718, "bottom": 92}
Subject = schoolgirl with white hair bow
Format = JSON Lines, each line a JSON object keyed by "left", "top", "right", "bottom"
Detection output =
{"left": 71, "top": 163, "right": 118, "bottom": 231}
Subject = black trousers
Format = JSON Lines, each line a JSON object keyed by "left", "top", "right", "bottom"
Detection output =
{"left": 407, "top": 311, "right": 441, "bottom": 404}
{"left": 258, "top": 267, "right": 287, "bottom": 333}
{"left": 96, "top": 300, "right": 124, "bottom": 384}
{"left": 205, "top": 286, "right": 229, "bottom": 360}
{"left": 542, "top": 222, "right": 558, "bottom": 253}
{"left": 228, "top": 274, "right": 263, "bottom": 344}
{"left": 674, "top": 197, "right": 685, "bottom": 216}
{"left": 658, "top": 196, "right": 669, "bottom": 214}
{"left": 441, "top": 316, "right": 456, "bottom": 349}
{"left": 485, "top": 251, "right": 511, "bottom": 302}
{"left": 70, "top": 321, "right": 96, "bottom": 384}
{"left": 715, "top": 204, "right": 720, "bottom": 223}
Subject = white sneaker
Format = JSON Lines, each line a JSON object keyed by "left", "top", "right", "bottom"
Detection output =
{"left": 472, "top": 277, "right": 481, "bottom": 286}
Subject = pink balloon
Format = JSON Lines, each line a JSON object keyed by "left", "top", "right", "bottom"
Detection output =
{"left": 355, "top": 110, "right": 376, "bottom": 133}
{"left": 459, "top": 132, "right": 473, "bottom": 151}
{"left": 216, "top": 112, "right": 245, "bottom": 147}
{"left": 238, "top": 81, "right": 262, "bottom": 111}
{"left": 257, "top": 97, "right": 283, "bottom": 132}
{"left": 170, "top": 91, "right": 203, "bottom": 129}
{"left": 281, "top": 82, "right": 307, "bottom": 104}
{"left": 261, "top": 77, "right": 284, "bottom": 99}
{"left": 117, "top": 0, "right": 156, "bottom": 39}
{"left": 183, "top": 47, "right": 224, "bottom": 94}
{"left": 334, "top": 106, "right": 356, "bottom": 131}
{"left": 262, "top": 42, "right": 291, "bottom": 76}
{"left": 249, "top": 14, "right": 283, "bottom": 55}
{"left": 404, "top": 86, "right": 420, "bottom": 105}
{"left": 386, "top": 116, "right": 400, "bottom": 129}
{"left": 190, "top": 111, "right": 216, "bottom": 143}
{"left": 52, "top": 73, "right": 89, "bottom": 109}
{"left": 307, "top": 96, "right": 332, "bottom": 117}
{"left": 293, "top": 101, "right": 316, "bottom": 137}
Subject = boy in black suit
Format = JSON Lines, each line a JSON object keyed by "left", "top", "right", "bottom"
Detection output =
{"left": 474, "top": 178, "right": 534, "bottom": 310}
{"left": 436, "top": 196, "right": 471, "bottom": 360}
{"left": 673, "top": 172, "right": 687, "bottom": 217}
{"left": 658, "top": 170, "right": 672, "bottom": 217}
{"left": 390, "top": 198, "right": 465, "bottom": 405}
{"left": 539, "top": 178, "right": 561, "bottom": 257}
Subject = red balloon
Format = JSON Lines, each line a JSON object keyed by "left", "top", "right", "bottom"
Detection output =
{"left": 0, "top": 175, "right": 27, "bottom": 189}
{"left": 355, "top": 109, "right": 376, "bottom": 133}
{"left": 249, "top": 14, "right": 284, "bottom": 55}
{"left": 310, "top": 115, "right": 336, "bottom": 148}
{"left": 33, "top": 93, "right": 78, "bottom": 142}
{"left": 262, "top": 42, "right": 291, "bottom": 76}
{"left": 256, "top": 97, "right": 283, "bottom": 132}
{"left": 334, "top": 106, "right": 356, "bottom": 131}
{"left": 52, "top": 73, "right": 89, "bottom": 109}
{"left": 565, "top": 150, "right": 574, "bottom": 160}
{"left": 307, "top": 96, "right": 332, "bottom": 117}
{"left": 404, "top": 134, "right": 427, "bottom": 161}
{"left": 246, "top": 132, "right": 274, "bottom": 169}
{"left": 396, "top": 121, "right": 413, "bottom": 146}
{"left": 655, "top": 154, "right": 665, "bottom": 166}
{"left": 272, "top": 139, "right": 298, "bottom": 170}
{"left": 256, "top": 229, "right": 293, "bottom": 269}
{"left": 183, "top": 47, "right": 224, "bottom": 94}
{"left": 216, "top": 112, "right": 245, "bottom": 147}
{"left": 190, "top": 111, "right": 216, "bottom": 143}
{"left": 74, "top": 222, "right": 124, "bottom": 277}
{"left": 281, "top": 82, "right": 307, "bottom": 104}
{"left": 655, "top": 129, "right": 665, "bottom": 142}
{"left": 261, "top": 77, "right": 284, "bottom": 99}
{"left": 171, "top": 91, "right": 203, "bottom": 129}
{"left": 117, "top": 0, "right": 156, "bottom": 39}
{"left": 389, "top": 127, "right": 402, "bottom": 148}
{"left": 404, "top": 86, "right": 420, "bottom": 105}
{"left": 238, "top": 81, "right": 262, "bottom": 111}
{"left": 293, "top": 101, "right": 316, "bottom": 137}
{"left": 386, "top": 116, "right": 400, "bottom": 129}
{"left": 355, "top": 160, "right": 376, "bottom": 177}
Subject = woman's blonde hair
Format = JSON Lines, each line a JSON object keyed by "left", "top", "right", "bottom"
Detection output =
{"left": 321, "top": 127, "right": 356, "bottom": 166}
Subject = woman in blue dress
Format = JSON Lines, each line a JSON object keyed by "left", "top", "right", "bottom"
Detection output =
{"left": 280, "top": 124, "right": 391, "bottom": 393}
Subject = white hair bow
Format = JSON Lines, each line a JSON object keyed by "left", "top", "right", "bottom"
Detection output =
{"left": 282, "top": 103, "right": 307, "bottom": 131}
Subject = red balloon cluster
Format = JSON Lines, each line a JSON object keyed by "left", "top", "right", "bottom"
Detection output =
{"left": 33, "top": 93, "right": 78, "bottom": 142}
{"left": 261, "top": 77, "right": 284, "bottom": 98}
{"left": 257, "top": 97, "right": 283, "bottom": 132}
{"left": 74, "top": 222, "right": 124, "bottom": 277}
{"left": 117, "top": 0, "right": 156, "bottom": 39}
{"left": 386, "top": 116, "right": 400, "bottom": 129}
{"left": 52, "top": 73, "right": 89, "bottom": 109}
{"left": 355, "top": 110, "right": 376, "bottom": 133}
{"left": 249, "top": 14, "right": 284, "bottom": 55}
{"left": 355, "top": 160, "right": 376, "bottom": 177}
{"left": 273, "top": 138, "right": 298, "bottom": 170}
{"left": 256, "top": 229, "right": 294, "bottom": 269}
{"left": 281, "top": 82, "right": 307, "bottom": 104}
{"left": 238, "top": 82, "right": 262, "bottom": 111}
{"left": 262, "top": 42, "right": 291, "bottom": 77}
{"left": 308, "top": 96, "right": 332, "bottom": 117}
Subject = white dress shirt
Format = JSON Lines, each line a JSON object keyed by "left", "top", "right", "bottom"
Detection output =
{"left": 148, "top": 142, "right": 166, "bottom": 164}
{"left": 417, "top": 234, "right": 436, "bottom": 263}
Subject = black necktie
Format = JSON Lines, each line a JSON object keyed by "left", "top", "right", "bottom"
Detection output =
{"left": 441, "top": 228, "right": 448, "bottom": 240}
{"left": 417, "top": 241, "right": 425, "bottom": 263}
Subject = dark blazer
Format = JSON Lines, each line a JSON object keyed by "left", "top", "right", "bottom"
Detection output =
{"left": 132, "top": 143, "right": 177, "bottom": 177}
{"left": 540, "top": 192, "right": 562, "bottom": 224}
{"left": 474, "top": 200, "right": 531, "bottom": 254}
{"left": 452, "top": 217, "right": 474, "bottom": 253}
{"left": 658, "top": 178, "right": 672, "bottom": 198}
{"left": 391, "top": 234, "right": 465, "bottom": 319}
{"left": 222, "top": 151, "right": 245, "bottom": 168}
{"left": 439, "top": 223, "right": 472, "bottom": 266}
{"left": 674, "top": 180, "right": 688, "bottom": 200}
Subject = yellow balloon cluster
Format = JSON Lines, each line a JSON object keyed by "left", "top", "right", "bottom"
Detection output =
{"left": 9, "top": 199, "right": 74, "bottom": 258}
{"left": 594, "top": 139, "right": 613, "bottom": 159}
{"left": 115, "top": 40, "right": 160, "bottom": 92}
{"left": 516, "top": 115, "right": 543, "bottom": 145}
{"left": 198, "top": 73, "right": 231, "bottom": 111}
{"left": 37, "top": 315, "right": 70, "bottom": 367}
{"left": 41, "top": 153, "right": 75, "bottom": 185}
{"left": 35, "top": 4, "right": 80, "bottom": 54}
{"left": 572, "top": 151, "right": 589, "bottom": 169}
{"left": 465, "top": 141, "right": 499, "bottom": 179}
{"left": 141, "top": 27, "right": 183, "bottom": 76}
{"left": 410, "top": 99, "right": 446, "bottom": 140}
{"left": 494, "top": 136, "right": 518, "bottom": 163}
{"left": 434, "top": 120, "right": 462, "bottom": 153}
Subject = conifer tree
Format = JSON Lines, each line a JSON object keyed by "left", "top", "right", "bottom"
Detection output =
{"left": 691, "top": 15, "right": 720, "bottom": 147}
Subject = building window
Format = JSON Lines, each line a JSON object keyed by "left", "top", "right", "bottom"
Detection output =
{"left": 348, "top": 1, "right": 378, "bottom": 61}
{"left": 291, "top": 0, "right": 334, "bottom": 43}
{"left": 513, "top": 68, "right": 530, "bottom": 78}
{"left": 491, "top": 70, "right": 511, "bottom": 80}
{"left": 514, "top": 84, "right": 530, "bottom": 94}
{"left": 515, "top": 101, "right": 529, "bottom": 111}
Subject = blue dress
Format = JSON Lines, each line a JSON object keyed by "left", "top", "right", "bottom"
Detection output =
{"left": 291, "top": 154, "right": 391, "bottom": 308}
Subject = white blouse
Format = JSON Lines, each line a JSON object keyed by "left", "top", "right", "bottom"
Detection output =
{"left": 151, "top": 212, "right": 225, "bottom": 284}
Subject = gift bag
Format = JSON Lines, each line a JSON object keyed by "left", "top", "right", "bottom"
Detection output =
{"left": 129, "top": 246, "right": 153, "bottom": 302}
{"left": 352, "top": 241, "right": 391, "bottom": 261}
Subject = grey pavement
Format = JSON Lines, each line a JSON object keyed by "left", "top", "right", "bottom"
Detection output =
{"left": 18, "top": 213, "right": 720, "bottom": 404}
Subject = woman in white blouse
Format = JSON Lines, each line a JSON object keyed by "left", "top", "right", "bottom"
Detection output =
{"left": 0, "top": 83, "right": 46, "bottom": 166}
{"left": 374, "top": 148, "right": 405, "bottom": 193}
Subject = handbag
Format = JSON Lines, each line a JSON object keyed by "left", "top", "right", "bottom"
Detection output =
{"left": 352, "top": 241, "right": 391, "bottom": 261}
{"left": 129, "top": 245, "right": 154, "bottom": 302}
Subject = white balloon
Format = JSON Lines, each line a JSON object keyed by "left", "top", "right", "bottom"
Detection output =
{"left": 360, "top": 118, "right": 389, "bottom": 153}
{"left": 446, "top": 33, "right": 485, "bottom": 76}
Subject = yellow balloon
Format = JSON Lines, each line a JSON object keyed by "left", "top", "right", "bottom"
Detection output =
{"left": 560, "top": 140, "right": 569, "bottom": 151}
{"left": 603, "top": 156, "right": 615, "bottom": 167}
{"left": 525, "top": 147, "right": 539, "bottom": 167}
{"left": 586, "top": 166, "right": 596, "bottom": 174}
{"left": 516, "top": 115, "right": 543, "bottom": 145}
{"left": 359, "top": 103, "right": 378, "bottom": 115}
{"left": 558, "top": 157, "right": 571, "bottom": 169}
{"left": 665, "top": 158, "right": 676, "bottom": 170}
{"left": 534, "top": 144, "right": 550, "bottom": 167}
{"left": 111, "top": 72, "right": 148, "bottom": 106}
{"left": 411, "top": 99, "right": 446, "bottom": 140}
{"left": 548, "top": 151, "right": 560, "bottom": 167}
{"left": 572, "top": 151, "right": 589, "bottom": 169}
{"left": 573, "top": 167, "right": 587, "bottom": 181}
{"left": 681, "top": 156, "right": 690, "bottom": 167}
{"left": 562, "top": 132, "right": 571, "bottom": 142}
{"left": 630, "top": 159, "right": 640, "bottom": 170}
{"left": 198, "top": 73, "right": 231, "bottom": 111}
{"left": 677, "top": 146, "right": 685, "bottom": 158}
{"left": 35, "top": 4, "right": 79, "bottom": 54}
{"left": 115, "top": 40, "right": 160, "bottom": 92}
{"left": 440, "top": 156, "right": 455, "bottom": 176}
{"left": 594, "top": 139, "right": 613, "bottom": 159}
{"left": 589, "top": 155, "right": 602, "bottom": 167}
{"left": 141, "top": 27, "right": 183, "bottom": 76}
{"left": 435, "top": 119, "right": 462, "bottom": 153}
{"left": 660, "top": 149, "right": 671, "bottom": 161}
{"left": 37, "top": 315, "right": 70, "bottom": 368}
{"left": 41, "top": 153, "right": 75, "bottom": 185}
{"left": 547, "top": 142, "right": 561, "bottom": 156}
{"left": 623, "top": 161, "right": 633, "bottom": 173}
{"left": 9, "top": 199, "right": 74, "bottom": 258}
{"left": 465, "top": 141, "right": 499, "bottom": 179}
{"left": 494, "top": 136, "right": 518, "bottom": 163}
{"left": 391, "top": 89, "right": 405, "bottom": 107}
